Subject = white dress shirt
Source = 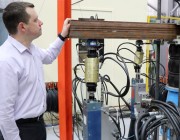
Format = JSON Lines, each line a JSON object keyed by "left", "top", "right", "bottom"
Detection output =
{"left": 0, "top": 36, "right": 64, "bottom": 140}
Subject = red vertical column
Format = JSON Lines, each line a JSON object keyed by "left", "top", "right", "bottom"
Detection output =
{"left": 57, "top": 0, "right": 72, "bottom": 140}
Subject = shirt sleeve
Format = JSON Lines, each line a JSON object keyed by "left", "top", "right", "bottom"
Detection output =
{"left": 37, "top": 37, "right": 65, "bottom": 64}
{"left": 0, "top": 60, "right": 21, "bottom": 140}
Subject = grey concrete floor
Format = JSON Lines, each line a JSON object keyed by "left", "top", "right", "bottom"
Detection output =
{"left": 46, "top": 125, "right": 80, "bottom": 140}
{"left": 46, "top": 118, "right": 164, "bottom": 140}
{"left": 46, "top": 118, "right": 130, "bottom": 140}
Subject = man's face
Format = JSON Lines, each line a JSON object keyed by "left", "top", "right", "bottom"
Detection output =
{"left": 25, "top": 7, "right": 43, "bottom": 40}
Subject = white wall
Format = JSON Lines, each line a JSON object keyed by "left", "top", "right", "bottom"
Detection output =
{"left": 25, "top": 0, "right": 58, "bottom": 82}
{"left": 148, "top": 0, "right": 158, "bottom": 16}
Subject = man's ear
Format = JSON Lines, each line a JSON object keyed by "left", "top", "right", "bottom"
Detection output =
{"left": 17, "top": 22, "right": 26, "bottom": 33}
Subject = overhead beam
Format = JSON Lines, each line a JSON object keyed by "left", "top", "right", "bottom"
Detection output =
{"left": 69, "top": 20, "right": 180, "bottom": 41}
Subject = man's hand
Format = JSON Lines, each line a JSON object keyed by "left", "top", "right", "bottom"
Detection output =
{"left": 61, "top": 18, "right": 71, "bottom": 38}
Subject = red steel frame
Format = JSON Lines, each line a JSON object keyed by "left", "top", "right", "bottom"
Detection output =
{"left": 57, "top": 0, "right": 72, "bottom": 140}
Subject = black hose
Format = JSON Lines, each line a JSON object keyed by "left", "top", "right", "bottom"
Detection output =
{"left": 145, "top": 121, "right": 167, "bottom": 138}
{"left": 152, "top": 100, "right": 179, "bottom": 116}
{"left": 167, "top": 101, "right": 180, "bottom": 116}
{"left": 102, "top": 57, "right": 130, "bottom": 97}
{"left": 146, "top": 117, "right": 167, "bottom": 131}
{"left": 135, "top": 113, "right": 150, "bottom": 140}
{"left": 151, "top": 104, "right": 180, "bottom": 136}
{"left": 140, "top": 116, "right": 156, "bottom": 140}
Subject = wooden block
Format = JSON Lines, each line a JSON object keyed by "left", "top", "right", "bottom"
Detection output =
{"left": 69, "top": 20, "right": 180, "bottom": 40}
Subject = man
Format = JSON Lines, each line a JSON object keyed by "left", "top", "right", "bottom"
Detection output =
{"left": 0, "top": 1, "right": 70, "bottom": 140}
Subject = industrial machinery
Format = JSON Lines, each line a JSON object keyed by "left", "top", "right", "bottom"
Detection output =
{"left": 72, "top": 15, "right": 132, "bottom": 139}
{"left": 72, "top": 22, "right": 180, "bottom": 140}
{"left": 71, "top": 22, "right": 180, "bottom": 140}
{"left": 128, "top": 40, "right": 146, "bottom": 140}
{"left": 83, "top": 39, "right": 102, "bottom": 140}
{"left": 74, "top": 37, "right": 131, "bottom": 140}
{"left": 71, "top": 1, "right": 180, "bottom": 140}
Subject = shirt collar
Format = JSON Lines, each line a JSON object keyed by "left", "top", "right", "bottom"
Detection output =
{"left": 7, "top": 36, "right": 30, "bottom": 54}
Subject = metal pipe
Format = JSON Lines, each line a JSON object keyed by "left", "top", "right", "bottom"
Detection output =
{"left": 170, "top": 3, "right": 179, "bottom": 16}
{"left": 148, "top": 3, "right": 165, "bottom": 16}
{"left": 148, "top": 3, "right": 157, "bottom": 12}
{"left": 155, "top": 41, "right": 160, "bottom": 100}
{"left": 157, "top": 0, "right": 161, "bottom": 21}
{"left": 71, "top": 0, "right": 83, "bottom": 5}
{"left": 155, "top": 0, "right": 161, "bottom": 106}
{"left": 154, "top": 1, "right": 161, "bottom": 140}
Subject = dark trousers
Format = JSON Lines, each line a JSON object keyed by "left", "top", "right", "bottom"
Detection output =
{"left": 0, "top": 118, "right": 46, "bottom": 140}
{"left": 0, "top": 131, "right": 3, "bottom": 140}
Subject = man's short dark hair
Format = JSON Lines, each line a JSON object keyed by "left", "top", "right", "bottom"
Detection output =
{"left": 2, "top": 2, "right": 34, "bottom": 35}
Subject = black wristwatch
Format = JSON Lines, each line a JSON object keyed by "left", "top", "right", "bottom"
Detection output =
{"left": 58, "top": 33, "right": 66, "bottom": 41}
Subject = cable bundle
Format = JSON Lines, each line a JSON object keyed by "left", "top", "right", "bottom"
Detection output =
{"left": 46, "top": 82, "right": 58, "bottom": 113}
{"left": 135, "top": 100, "right": 180, "bottom": 140}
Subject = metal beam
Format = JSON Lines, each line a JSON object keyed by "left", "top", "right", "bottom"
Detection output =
{"left": 57, "top": 0, "right": 72, "bottom": 140}
{"left": 161, "top": 0, "right": 174, "bottom": 16}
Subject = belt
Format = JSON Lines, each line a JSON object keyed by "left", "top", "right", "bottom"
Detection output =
{"left": 16, "top": 114, "right": 43, "bottom": 124}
